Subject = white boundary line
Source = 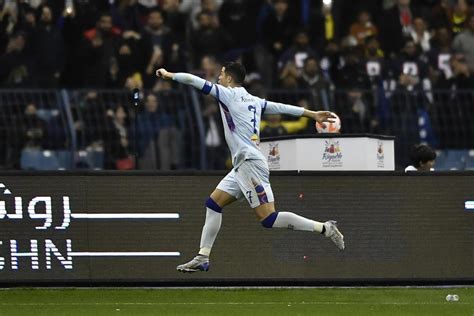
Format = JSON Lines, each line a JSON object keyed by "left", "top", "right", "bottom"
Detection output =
{"left": 0, "top": 302, "right": 470, "bottom": 306}
{"left": 70, "top": 213, "right": 179, "bottom": 219}
{"left": 69, "top": 252, "right": 180, "bottom": 257}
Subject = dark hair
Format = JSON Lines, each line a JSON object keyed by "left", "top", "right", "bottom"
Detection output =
{"left": 223, "top": 62, "right": 246, "bottom": 84}
{"left": 410, "top": 144, "right": 437, "bottom": 167}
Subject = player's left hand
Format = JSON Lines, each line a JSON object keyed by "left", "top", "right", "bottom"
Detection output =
{"left": 314, "top": 111, "right": 336, "bottom": 124}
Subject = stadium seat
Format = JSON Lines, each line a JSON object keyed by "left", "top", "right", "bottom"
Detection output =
{"left": 56, "top": 150, "right": 73, "bottom": 169}
{"left": 20, "top": 149, "right": 61, "bottom": 170}
{"left": 465, "top": 150, "right": 474, "bottom": 170}
{"left": 435, "top": 150, "right": 468, "bottom": 170}
{"left": 434, "top": 150, "right": 447, "bottom": 170}
{"left": 76, "top": 149, "right": 104, "bottom": 170}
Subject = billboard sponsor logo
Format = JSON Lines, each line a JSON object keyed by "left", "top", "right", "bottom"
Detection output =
{"left": 322, "top": 140, "right": 342, "bottom": 167}
{"left": 377, "top": 141, "right": 385, "bottom": 168}
{"left": 267, "top": 142, "right": 281, "bottom": 169}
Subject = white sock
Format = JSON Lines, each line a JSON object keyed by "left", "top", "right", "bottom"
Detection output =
{"left": 199, "top": 208, "right": 222, "bottom": 256}
{"left": 273, "top": 212, "right": 324, "bottom": 233}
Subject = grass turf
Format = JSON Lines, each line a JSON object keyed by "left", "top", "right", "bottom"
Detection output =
{"left": 0, "top": 287, "right": 472, "bottom": 316}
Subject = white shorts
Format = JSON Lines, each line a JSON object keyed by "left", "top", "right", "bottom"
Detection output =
{"left": 216, "top": 159, "right": 274, "bottom": 208}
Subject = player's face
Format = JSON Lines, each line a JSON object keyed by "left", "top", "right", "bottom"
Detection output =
{"left": 218, "top": 67, "right": 230, "bottom": 87}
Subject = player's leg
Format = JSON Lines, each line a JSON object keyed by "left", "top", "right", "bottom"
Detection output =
{"left": 198, "top": 189, "right": 236, "bottom": 257}
{"left": 236, "top": 160, "right": 344, "bottom": 250}
{"left": 177, "top": 172, "right": 241, "bottom": 273}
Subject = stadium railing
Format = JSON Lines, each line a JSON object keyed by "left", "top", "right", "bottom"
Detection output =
{"left": 0, "top": 88, "right": 206, "bottom": 171}
{"left": 0, "top": 88, "right": 473, "bottom": 170}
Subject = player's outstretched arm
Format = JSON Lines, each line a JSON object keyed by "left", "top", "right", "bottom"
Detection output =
{"left": 265, "top": 101, "right": 336, "bottom": 125}
{"left": 302, "top": 109, "right": 336, "bottom": 125}
{"left": 156, "top": 68, "right": 223, "bottom": 99}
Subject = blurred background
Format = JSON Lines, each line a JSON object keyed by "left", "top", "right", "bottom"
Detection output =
{"left": 0, "top": 0, "right": 473, "bottom": 171}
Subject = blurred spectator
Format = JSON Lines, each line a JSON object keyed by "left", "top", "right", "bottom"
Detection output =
{"left": 349, "top": 10, "right": 378, "bottom": 46}
{"left": 162, "top": 0, "right": 188, "bottom": 42}
{"left": 261, "top": 0, "right": 294, "bottom": 57}
{"left": 260, "top": 113, "right": 309, "bottom": 138}
{"left": 157, "top": 81, "right": 181, "bottom": 170}
{"left": 381, "top": 0, "right": 419, "bottom": 56}
{"left": 448, "top": 53, "right": 474, "bottom": 88}
{"left": 394, "top": 38, "right": 431, "bottom": 91}
{"left": 334, "top": 90, "right": 378, "bottom": 134}
{"left": 137, "top": 92, "right": 179, "bottom": 170}
{"left": 334, "top": 48, "right": 370, "bottom": 90}
{"left": 198, "top": 55, "right": 227, "bottom": 168}
{"left": 309, "top": 1, "right": 337, "bottom": 52}
{"left": 410, "top": 17, "right": 431, "bottom": 53}
{"left": 218, "top": 0, "right": 262, "bottom": 48}
{"left": 278, "top": 61, "right": 299, "bottom": 88}
{"left": 190, "top": 10, "right": 231, "bottom": 67}
{"left": 279, "top": 31, "right": 316, "bottom": 70}
{"left": 104, "top": 105, "right": 134, "bottom": 170}
{"left": 202, "top": 96, "right": 227, "bottom": 169}
{"left": 362, "top": 36, "right": 389, "bottom": 85}
{"left": 111, "top": 0, "right": 145, "bottom": 32}
{"left": 181, "top": 0, "right": 222, "bottom": 29}
{"left": 141, "top": 9, "right": 168, "bottom": 85}
{"left": 33, "top": 6, "right": 64, "bottom": 88}
{"left": 81, "top": 91, "right": 108, "bottom": 148}
{"left": 81, "top": 13, "right": 122, "bottom": 87}
{"left": 297, "top": 56, "right": 331, "bottom": 111}
{"left": 0, "top": 32, "right": 34, "bottom": 87}
{"left": 137, "top": 93, "right": 161, "bottom": 169}
{"left": 428, "top": 27, "right": 454, "bottom": 88}
{"left": 112, "top": 30, "right": 148, "bottom": 87}
{"left": 452, "top": 14, "right": 474, "bottom": 71}
{"left": 319, "top": 40, "right": 341, "bottom": 83}
{"left": 21, "top": 103, "right": 47, "bottom": 149}
{"left": 405, "top": 144, "right": 436, "bottom": 171}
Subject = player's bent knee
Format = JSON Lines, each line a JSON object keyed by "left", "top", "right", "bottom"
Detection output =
{"left": 205, "top": 197, "right": 222, "bottom": 213}
{"left": 261, "top": 212, "right": 278, "bottom": 228}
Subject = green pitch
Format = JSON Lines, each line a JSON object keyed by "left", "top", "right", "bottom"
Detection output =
{"left": 0, "top": 287, "right": 472, "bottom": 316}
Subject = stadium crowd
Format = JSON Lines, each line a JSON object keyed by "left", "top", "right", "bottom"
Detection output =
{"left": 1, "top": 0, "right": 474, "bottom": 90}
{"left": 1, "top": 0, "right": 474, "bottom": 170}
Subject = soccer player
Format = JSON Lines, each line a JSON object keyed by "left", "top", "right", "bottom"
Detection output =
{"left": 156, "top": 62, "right": 344, "bottom": 273}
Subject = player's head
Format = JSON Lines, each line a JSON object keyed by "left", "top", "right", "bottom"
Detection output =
{"left": 410, "top": 144, "right": 436, "bottom": 171}
{"left": 218, "top": 62, "right": 246, "bottom": 87}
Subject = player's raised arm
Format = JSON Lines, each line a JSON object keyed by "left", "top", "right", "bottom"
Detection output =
{"left": 264, "top": 101, "right": 336, "bottom": 125}
{"left": 156, "top": 68, "right": 229, "bottom": 99}
{"left": 156, "top": 68, "right": 207, "bottom": 90}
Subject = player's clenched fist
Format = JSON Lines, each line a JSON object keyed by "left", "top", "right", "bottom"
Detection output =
{"left": 156, "top": 68, "right": 173, "bottom": 80}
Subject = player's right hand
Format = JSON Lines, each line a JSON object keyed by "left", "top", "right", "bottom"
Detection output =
{"left": 156, "top": 68, "right": 173, "bottom": 80}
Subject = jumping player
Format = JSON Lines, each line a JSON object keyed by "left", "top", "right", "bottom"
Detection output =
{"left": 156, "top": 62, "right": 344, "bottom": 273}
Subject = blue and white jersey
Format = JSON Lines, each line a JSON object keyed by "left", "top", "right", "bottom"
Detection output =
{"left": 173, "top": 73, "right": 305, "bottom": 167}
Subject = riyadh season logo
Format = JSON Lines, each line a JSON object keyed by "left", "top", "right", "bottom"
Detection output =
{"left": 322, "top": 140, "right": 343, "bottom": 167}
{"left": 267, "top": 143, "right": 280, "bottom": 169}
{"left": 377, "top": 141, "right": 385, "bottom": 168}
